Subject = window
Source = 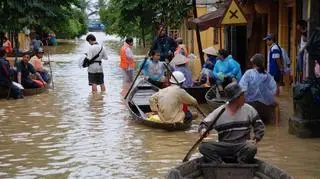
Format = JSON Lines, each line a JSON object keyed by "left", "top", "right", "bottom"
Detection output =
{"left": 213, "top": 28, "right": 219, "bottom": 44}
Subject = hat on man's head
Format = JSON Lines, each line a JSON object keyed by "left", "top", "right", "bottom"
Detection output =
{"left": 263, "top": 34, "right": 274, "bottom": 41}
{"left": 37, "top": 48, "right": 44, "bottom": 53}
{"left": 224, "top": 82, "right": 246, "bottom": 102}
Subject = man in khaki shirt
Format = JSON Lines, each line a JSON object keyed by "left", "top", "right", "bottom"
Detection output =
{"left": 149, "top": 71, "right": 198, "bottom": 124}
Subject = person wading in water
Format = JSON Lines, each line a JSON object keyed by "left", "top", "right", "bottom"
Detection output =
{"left": 85, "top": 34, "right": 108, "bottom": 93}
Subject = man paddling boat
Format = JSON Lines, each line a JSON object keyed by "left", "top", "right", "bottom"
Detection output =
{"left": 198, "top": 82, "right": 264, "bottom": 164}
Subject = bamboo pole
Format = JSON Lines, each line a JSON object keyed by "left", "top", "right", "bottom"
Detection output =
{"left": 192, "top": 0, "right": 205, "bottom": 66}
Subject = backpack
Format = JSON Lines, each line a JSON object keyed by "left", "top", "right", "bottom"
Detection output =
{"left": 82, "top": 46, "right": 103, "bottom": 68}
{"left": 276, "top": 44, "right": 291, "bottom": 73}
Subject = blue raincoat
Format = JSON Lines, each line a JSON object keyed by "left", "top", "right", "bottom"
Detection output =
{"left": 141, "top": 59, "right": 165, "bottom": 81}
{"left": 213, "top": 55, "right": 241, "bottom": 82}
{"left": 239, "top": 69, "right": 277, "bottom": 105}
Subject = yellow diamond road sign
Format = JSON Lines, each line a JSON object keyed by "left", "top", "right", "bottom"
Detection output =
{"left": 221, "top": 0, "right": 247, "bottom": 25}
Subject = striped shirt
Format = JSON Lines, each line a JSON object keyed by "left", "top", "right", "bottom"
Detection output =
{"left": 200, "top": 104, "right": 264, "bottom": 143}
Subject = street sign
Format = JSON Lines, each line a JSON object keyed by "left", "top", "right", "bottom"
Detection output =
{"left": 221, "top": 0, "right": 247, "bottom": 25}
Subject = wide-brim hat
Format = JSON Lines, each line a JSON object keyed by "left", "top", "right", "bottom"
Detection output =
{"left": 203, "top": 47, "right": 218, "bottom": 56}
{"left": 224, "top": 82, "right": 246, "bottom": 102}
{"left": 187, "top": 53, "right": 196, "bottom": 60}
{"left": 170, "top": 53, "right": 190, "bottom": 65}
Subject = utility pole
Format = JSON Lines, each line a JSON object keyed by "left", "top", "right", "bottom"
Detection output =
{"left": 192, "top": 0, "right": 205, "bottom": 66}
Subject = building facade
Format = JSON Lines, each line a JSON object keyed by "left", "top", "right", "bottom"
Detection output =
{"left": 182, "top": 0, "right": 320, "bottom": 83}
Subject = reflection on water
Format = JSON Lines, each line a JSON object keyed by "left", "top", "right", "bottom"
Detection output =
{"left": 0, "top": 32, "right": 319, "bottom": 178}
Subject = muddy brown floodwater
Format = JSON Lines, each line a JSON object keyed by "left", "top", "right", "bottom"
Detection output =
{"left": 0, "top": 32, "right": 319, "bottom": 178}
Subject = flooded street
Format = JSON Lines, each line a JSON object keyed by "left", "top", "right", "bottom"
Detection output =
{"left": 0, "top": 32, "right": 319, "bottom": 178}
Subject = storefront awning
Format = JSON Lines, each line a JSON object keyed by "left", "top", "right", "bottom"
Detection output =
{"left": 187, "top": 7, "right": 226, "bottom": 31}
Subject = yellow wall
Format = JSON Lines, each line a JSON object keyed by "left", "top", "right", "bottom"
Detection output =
{"left": 183, "top": 7, "right": 227, "bottom": 79}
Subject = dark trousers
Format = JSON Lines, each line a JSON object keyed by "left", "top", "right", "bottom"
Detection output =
{"left": 22, "top": 79, "right": 40, "bottom": 89}
{"left": 248, "top": 101, "right": 274, "bottom": 124}
{"left": 183, "top": 111, "right": 193, "bottom": 124}
{"left": 0, "top": 84, "right": 23, "bottom": 99}
{"left": 199, "top": 141, "right": 257, "bottom": 164}
{"left": 38, "top": 71, "right": 50, "bottom": 83}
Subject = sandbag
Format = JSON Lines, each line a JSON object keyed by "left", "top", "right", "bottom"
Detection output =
{"left": 293, "top": 77, "right": 320, "bottom": 119}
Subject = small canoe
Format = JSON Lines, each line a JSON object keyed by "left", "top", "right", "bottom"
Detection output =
{"left": 6, "top": 51, "right": 34, "bottom": 58}
{"left": 148, "top": 80, "right": 210, "bottom": 104}
{"left": 184, "top": 86, "right": 210, "bottom": 104}
{"left": 205, "top": 85, "right": 227, "bottom": 110}
{"left": 126, "top": 79, "right": 192, "bottom": 131}
{"left": 166, "top": 157, "right": 293, "bottom": 179}
{"left": 0, "top": 86, "right": 48, "bottom": 99}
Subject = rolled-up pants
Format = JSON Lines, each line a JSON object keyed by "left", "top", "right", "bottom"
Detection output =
{"left": 199, "top": 141, "right": 257, "bottom": 164}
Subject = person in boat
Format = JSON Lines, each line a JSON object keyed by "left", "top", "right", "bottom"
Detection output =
{"left": 149, "top": 71, "right": 199, "bottom": 124}
{"left": 17, "top": 53, "right": 46, "bottom": 89}
{"left": 174, "top": 38, "right": 188, "bottom": 57}
{"left": 198, "top": 82, "right": 264, "bottom": 164}
{"left": 0, "top": 48, "right": 23, "bottom": 99}
{"left": 170, "top": 53, "right": 193, "bottom": 88}
{"left": 29, "top": 48, "right": 50, "bottom": 83}
{"left": 197, "top": 47, "right": 219, "bottom": 86}
{"left": 119, "top": 37, "right": 135, "bottom": 83}
{"left": 2, "top": 36, "right": 13, "bottom": 54}
{"left": 213, "top": 49, "right": 241, "bottom": 91}
{"left": 150, "top": 25, "right": 177, "bottom": 62}
{"left": 142, "top": 50, "right": 166, "bottom": 88}
{"left": 239, "top": 54, "right": 277, "bottom": 124}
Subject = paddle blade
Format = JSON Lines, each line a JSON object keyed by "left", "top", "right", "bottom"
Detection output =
{"left": 182, "top": 139, "right": 202, "bottom": 162}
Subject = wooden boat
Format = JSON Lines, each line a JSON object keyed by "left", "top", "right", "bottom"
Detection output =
{"left": 0, "top": 86, "right": 49, "bottom": 99}
{"left": 6, "top": 51, "right": 34, "bottom": 58}
{"left": 184, "top": 86, "right": 210, "bottom": 104}
{"left": 149, "top": 80, "right": 210, "bottom": 104}
{"left": 166, "top": 157, "right": 293, "bottom": 179}
{"left": 126, "top": 79, "right": 192, "bottom": 131}
{"left": 205, "top": 85, "right": 227, "bottom": 110}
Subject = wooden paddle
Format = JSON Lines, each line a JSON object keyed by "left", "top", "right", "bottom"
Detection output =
{"left": 163, "top": 63, "right": 206, "bottom": 118}
{"left": 124, "top": 57, "right": 148, "bottom": 100}
{"left": 47, "top": 48, "right": 54, "bottom": 90}
{"left": 182, "top": 107, "right": 225, "bottom": 162}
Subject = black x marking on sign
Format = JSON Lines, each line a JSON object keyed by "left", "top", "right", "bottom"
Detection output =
{"left": 229, "top": 10, "right": 238, "bottom": 19}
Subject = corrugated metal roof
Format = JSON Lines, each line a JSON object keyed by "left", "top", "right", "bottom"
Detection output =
{"left": 196, "top": 0, "right": 221, "bottom": 5}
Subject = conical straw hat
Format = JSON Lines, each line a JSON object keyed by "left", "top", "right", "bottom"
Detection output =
{"left": 203, "top": 47, "right": 218, "bottom": 56}
{"left": 170, "top": 53, "right": 190, "bottom": 65}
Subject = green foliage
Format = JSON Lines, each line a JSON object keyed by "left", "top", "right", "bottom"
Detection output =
{"left": 0, "top": 0, "right": 87, "bottom": 38}
{"left": 100, "top": 0, "right": 191, "bottom": 42}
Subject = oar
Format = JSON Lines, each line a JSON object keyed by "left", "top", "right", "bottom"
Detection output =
{"left": 163, "top": 63, "right": 206, "bottom": 117}
{"left": 182, "top": 107, "right": 225, "bottom": 162}
{"left": 124, "top": 57, "right": 148, "bottom": 100}
{"left": 47, "top": 47, "right": 54, "bottom": 90}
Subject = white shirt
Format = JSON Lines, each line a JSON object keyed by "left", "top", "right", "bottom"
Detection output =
{"left": 87, "top": 43, "right": 108, "bottom": 73}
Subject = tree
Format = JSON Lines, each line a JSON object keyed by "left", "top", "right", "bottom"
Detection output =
{"left": 0, "top": 0, "right": 81, "bottom": 31}
{"left": 100, "top": 0, "right": 191, "bottom": 46}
